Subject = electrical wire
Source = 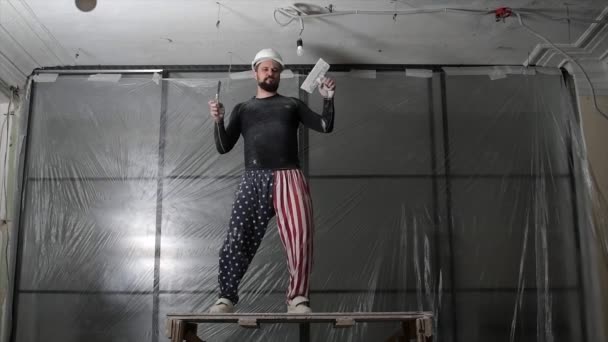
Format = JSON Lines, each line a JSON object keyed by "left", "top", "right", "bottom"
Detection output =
{"left": 274, "top": 5, "right": 607, "bottom": 24}
{"left": 14, "top": 0, "right": 74, "bottom": 63}
{"left": 1, "top": 92, "right": 12, "bottom": 220}
{"left": 273, "top": 5, "right": 608, "bottom": 121}
{"left": 1, "top": 90, "right": 13, "bottom": 296}
{"left": 513, "top": 8, "right": 608, "bottom": 24}
{"left": 0, "top": 50, "right": 27, "bottom": 80}
{"left": 514, "top": 12, "right": 608, "bottom": 121}
{"left": 5, "top": 0, "right": 64, "bottom": 65}
{"left": 273, "top": 7, "right": 492, "bottom": 26}
{"left": 273, "top": 7, "right": 299, "bottom": 27}
{"left": 0, "top": 24, "right": 42, "bottom": 67}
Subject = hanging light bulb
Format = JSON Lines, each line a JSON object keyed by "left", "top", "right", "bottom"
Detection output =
{"left": 75, "top": 0, "right": 97, "bottom": 12}
{"left": 297, "top": 38, "right": 304, "bottom": 56}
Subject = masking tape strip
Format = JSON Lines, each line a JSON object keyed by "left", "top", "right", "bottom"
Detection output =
{"left": 33, "top": 73, "right": 58, "bottom": 83}
{"left": 87, "top": 74, "right": 122, "bottom": 82}
{"left": 405, "top": 69, "right": 433, "bottom": 78}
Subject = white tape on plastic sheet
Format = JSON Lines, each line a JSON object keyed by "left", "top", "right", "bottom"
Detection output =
{"left": 496, "top": 66, "right": 535, "bottom": 76}
{"left": 33, "top": 73, "right": 58, "bottom": 83}
{"left": 280, "top": 69, "right": 295, "bottom": 79}
{"left": 535, "top": 67, "right": 562, "bottom": 75}
{"left": 521, "top": 67, "right": 537, "bottom": 76}
{"left": 405, "top": 69, "right": 433, "bottom": 78}
{"left": 488, "top": 68, "right": 507, "bottom": 80}
{"left": 229, "top": 70, "right": 251, "bottom": 80}
{"left": 88, "top": 74, "right": 122, "bottom": 82}
{"left": 442, "top": 67, "right": 493, "bottom": 76}
{"left": 152, "top": 72, "right": 162, "bottom": 85}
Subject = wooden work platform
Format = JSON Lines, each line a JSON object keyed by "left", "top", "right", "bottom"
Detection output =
{"left": 166, "top": 311, "right": 433, "bottom": 342}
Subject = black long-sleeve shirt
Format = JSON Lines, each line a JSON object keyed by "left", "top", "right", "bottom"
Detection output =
{"left": 214, "top": 94, "right": 335, "bottom": 170}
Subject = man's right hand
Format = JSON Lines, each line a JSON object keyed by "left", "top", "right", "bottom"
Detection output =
{"left": 208, "top": 100, "right": 225, "bottom": 123}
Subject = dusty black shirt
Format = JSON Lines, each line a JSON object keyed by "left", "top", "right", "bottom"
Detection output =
{"left": 214, "top": 94, "right": 335, "bottom": 169}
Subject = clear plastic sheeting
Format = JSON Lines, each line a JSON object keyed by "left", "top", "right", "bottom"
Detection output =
{"left": 7, "top": 68, "right": 606, "bottom": 341}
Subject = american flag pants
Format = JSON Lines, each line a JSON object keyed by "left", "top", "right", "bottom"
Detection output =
{"left": 218, "top": 168, "right": 313, "bottom": 304}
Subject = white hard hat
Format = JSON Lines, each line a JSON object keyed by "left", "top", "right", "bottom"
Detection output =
{"left": 251, "top": 48, "right": 284, "bottom": 70}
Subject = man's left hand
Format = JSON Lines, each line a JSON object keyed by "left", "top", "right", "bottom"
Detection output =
{"left": 318, "top": 77, "right": 336, "bottom": 98}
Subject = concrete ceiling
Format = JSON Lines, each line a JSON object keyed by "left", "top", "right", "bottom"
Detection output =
{"left": 0, "top": 0, "right": 607, "bottom": 89}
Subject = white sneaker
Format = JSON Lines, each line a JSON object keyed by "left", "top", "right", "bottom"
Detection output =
{"left": 209, "top": 298, "right": 234, "bottom": 313}
{"left": 287, "top": 296, "right": 312, "bottom": 314}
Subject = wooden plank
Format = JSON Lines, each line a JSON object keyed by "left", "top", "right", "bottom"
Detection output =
{"left": 170, "top": 320, "right": 185, "bottom": 342}
{"left": 416, "top": 317, "right": 433, "bottom": 342}
{"left": 168, "top": 311, "right": 431, "bottom": 318}
{"left": 166, "top": 319, "right": 174, "bottom": 339}
{"left": 165, "top": 312, "right": 434, "bottom": 342}
{"left": 166, "top": 312, "right": 433, "bottom": 325}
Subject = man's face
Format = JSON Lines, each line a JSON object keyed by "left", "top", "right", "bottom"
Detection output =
{"left": 254, "top": 59, "right": 281, "bottom": 92}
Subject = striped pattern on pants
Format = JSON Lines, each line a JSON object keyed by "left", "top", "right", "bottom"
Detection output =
{"left": 273, "top": 169, "right": 314, "bottom": 301}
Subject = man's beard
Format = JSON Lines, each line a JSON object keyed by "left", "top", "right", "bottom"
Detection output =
{"left": 258, "top": 77, "right": 279, "bottom": 92}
